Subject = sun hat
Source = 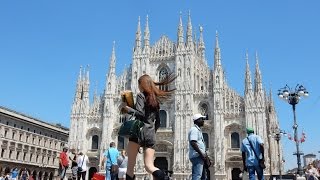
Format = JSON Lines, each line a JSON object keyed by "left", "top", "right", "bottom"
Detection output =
{"left": 193, "top": 113, "right": 206, "bottom": 121}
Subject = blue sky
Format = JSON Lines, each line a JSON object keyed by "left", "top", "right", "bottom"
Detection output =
{"left": 1, "top": 0, "right": 319, "bottom": 170}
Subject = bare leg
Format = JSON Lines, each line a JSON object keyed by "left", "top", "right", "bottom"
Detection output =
{"left": 144, "top": 147, "right": 159, "bottom": 174}
{"left": 126, "top": 141, "right": 140, "bottom": 177}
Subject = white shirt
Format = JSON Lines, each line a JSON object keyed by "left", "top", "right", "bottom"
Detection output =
{"left": 77, "top": 155, "right": 89, "bottom": 172}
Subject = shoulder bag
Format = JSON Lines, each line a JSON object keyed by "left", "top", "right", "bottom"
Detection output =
{"left": 108, "top": 150, "right": 119, "bottom": 174}
{"left": 78, "top": 155, "right": 85, "bottom": 172}
{"left": 247, "top": 137, "right": 266, "bottom": 169}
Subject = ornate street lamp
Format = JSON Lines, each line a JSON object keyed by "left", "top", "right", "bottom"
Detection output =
{"left": 269, "top": 129, "right": 286, "bottom": 180}
{"left": 278, "top": 84, "right": 308, "bottom": 177}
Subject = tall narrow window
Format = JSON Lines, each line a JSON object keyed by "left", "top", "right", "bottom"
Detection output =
{"left": 231, "top": 132, "right": 240, "bottom": 148}
{"left": 202, "top": 133, "right": 209, "bottom": 150}
{"left": 159, "top": 68, "right": 169, "bottom": 91}
{"left": 159, "top": 110, "right": 167, "bottom": 128}
{"left": 91, "top": 135, "right": 99, "bottom": 150}
{"left": 118, "top": 136, "right": 125, "bottom": 150}
{"left": 1, "top": 149, "right": 4, "bottom": 158}
{"left": 16, "top": 151, "right": 20, "bottom": 160}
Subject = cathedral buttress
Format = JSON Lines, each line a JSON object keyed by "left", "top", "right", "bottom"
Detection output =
{"left": 70, "top": 66, "right": 90, "bottom": 152}
{"left": 101, "top": 42, "right": 118, "bottom": 160}
{"left": 244, "top": 51, "right": 255, "bottom": 129}
{"left": 212, "top": 32, "right": 226, "bottom": 174}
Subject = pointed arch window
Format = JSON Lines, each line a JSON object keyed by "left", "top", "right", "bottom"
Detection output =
{"left": 159, "top": 68, "right": 169, "bottom": 91}
{"left": 231, "top": 132, "right": 240, "bottom": 148}
{"left": 199, "top": 103, "right": 209, "bottom": 120}
{"left": 91, "top": 135, "right": 99, "bottom": 150}
{"left": 159, "top": 110, "right": 167, "bottom": 128}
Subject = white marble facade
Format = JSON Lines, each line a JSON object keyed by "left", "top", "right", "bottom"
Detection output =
{"left": 69, "top": 13, "right": 283, "bottom": 180}
{"left": 0, "top": 106, "right": 68, "bottom": 180}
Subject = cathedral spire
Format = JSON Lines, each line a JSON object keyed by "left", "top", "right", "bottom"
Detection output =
{"left": 245, "top": 50, "right": 253, "bottom": 94}
{"left": 74, "top": 66, "right": 83, "bottom": 100}
{"left": 134, "top": 16, "right": 142, "bottom": 52}
{"left": 254, "top": 51, "right": 263, "bottom": 93}
{"left": 177, "top": 12, "right": 184, "bottom": 46}
{"left": 186, "top": 10, "right": 193, "bottom": 46}
{"left": 84, "top": 64, "right": 90, "bottom": 100}
{"left": 214, "top": 31, "right": 221, "bottom": 71}
{"left": 109, "top": 41, "right": 116, "bottom": 76}
{"left": 198, "top": 25, "right": 205, "bottom": 58}
{"left": 143, "top": 15, "right": 150, "bottom": 50}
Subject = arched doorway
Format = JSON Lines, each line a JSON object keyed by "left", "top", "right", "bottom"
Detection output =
{"left": 38, "top": 171, "right": 43, "bottom": 180}
{"left": 44, "top": 172, "right": 49, "bottom": 180}
{"left": 49, "top": 172, "right": 54, "bottom": 180}
{"left": 32, "top": 171, "right": 37, "bottom": 180}
{"left": 89, "top": 167, "right": 97, "bottom": 180}
{"left": 232, "top": 168, "right": 241, "bottom": 180}
{"left": 154, "top": 157, "right": 168, "bottom": 175}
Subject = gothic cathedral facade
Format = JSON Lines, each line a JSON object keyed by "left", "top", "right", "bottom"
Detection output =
{"left": 69, "top": 13, "right": 282, "bottom": 180}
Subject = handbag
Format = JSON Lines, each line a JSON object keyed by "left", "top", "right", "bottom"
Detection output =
{"left": 78, "top": 155, "right": 85, "bottom": 172}
{"left": 204, "top": 155, "right": 212, "bottom": 169}
{"left": 108, "top": 150, "right": 119, "bottom": 174}
{"left": 118, "top": 115, "right": 144, "bottom": 139}
{"left": 247, "top": 137, "right": 266, "bottom": 169}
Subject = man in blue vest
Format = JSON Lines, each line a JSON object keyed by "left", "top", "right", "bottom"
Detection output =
{"left": 241, "top": 127, "right": 265, "bottom": 180}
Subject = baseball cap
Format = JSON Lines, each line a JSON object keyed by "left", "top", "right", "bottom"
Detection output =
{"left": 246, "top": 127, "right": 254, "bottom": 134}
{"left": 193, "top": 113, "right": 206, "bottom": 121}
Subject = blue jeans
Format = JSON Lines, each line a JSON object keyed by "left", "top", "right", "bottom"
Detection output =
{"left": 105, "top": 167, "right": 117, "bottom": 180}
{"left": 190, "top": 156, "right": 206, "bottom": 180}
{"left": 248, "top": 165, "right": 264, "bottom": 180}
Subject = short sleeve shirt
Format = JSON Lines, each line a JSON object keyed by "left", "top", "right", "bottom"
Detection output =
{"left": 241, "top": 133, "right": 263, "bottom": 166}
{"left": 103, "top": 147, "right": 119, "bottom": 168}
{"left": 188, "top": 124, "right": 206, "bottom": 159}
{"left": 59, "top": 152, "right": 69, "bottom": 166}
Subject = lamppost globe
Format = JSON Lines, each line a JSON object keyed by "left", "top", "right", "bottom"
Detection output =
{"left": 278, "top": 84, "right": 308, "bottom": 178}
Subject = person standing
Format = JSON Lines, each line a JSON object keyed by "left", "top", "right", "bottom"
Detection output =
{"left": 59, "top": 146, "right": 69, "bottom": 180}
{"left": 77, "top": 152, "right": 89, "bottom": 180}
{"left": 120, "top": 74, "right": 176, "bottom": 180}
{"left": 69, "top": 151, "right": 78, "bottom": 180}
{"left": 117, "top": 150, "right": 128, "bottom": 180}
{"left": 102, "top": 142, "right": 119, "bottom": 180}
{"left": 11, "top": 168, "right": 18, "bottom": 180}
{"left": 241, "top": 127, "right": 265, "bottom": 180}
{"left": 188, "top": 113, "right": 208, "bottom": 180}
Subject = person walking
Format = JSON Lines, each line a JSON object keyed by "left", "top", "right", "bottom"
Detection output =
{"left": 11, "top": 168, "right": 18, "bottom": 180}
{"left": 102, "top": 142, "right": 119, "bottom": 180}
{"left": 188, "top": 113, "right": 208, "bottom": 180}
{"left": 20, "top": 168, "right": 29, "bottom": 180}
{"left": 241, "top": 127, "right": 265, "bottom": 180}
{"left": 120, "top": 73, "right": 176, "bottom": 180}
{"left": 117, "top": 150, "right": 128, "bottom": 180}
{"left": 59, "top": 146, "right": 69, "bottom": 180}
{"left": 77, "top": 152, "right": 89, "bottom": 180}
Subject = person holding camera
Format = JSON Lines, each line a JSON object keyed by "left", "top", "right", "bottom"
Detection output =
{"left": 188, "top": 113, "right": 209, "bottom": 180}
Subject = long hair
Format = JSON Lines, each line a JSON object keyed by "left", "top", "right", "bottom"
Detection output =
{"left": 138, "top": 73, "right": 176, "bottom": 109}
